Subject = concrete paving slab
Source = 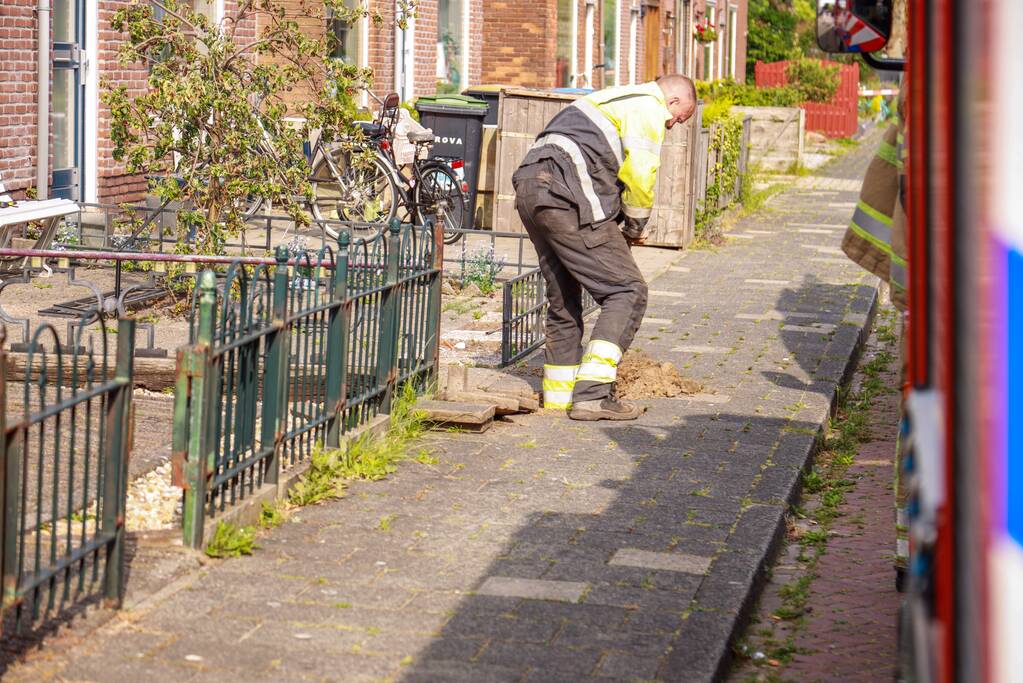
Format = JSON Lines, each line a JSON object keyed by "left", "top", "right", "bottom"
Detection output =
{"left": 608, "top": 548, "right": 712, "bottom": 574}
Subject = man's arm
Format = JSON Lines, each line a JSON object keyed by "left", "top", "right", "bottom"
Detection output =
{"left": 617, "top": 100, "right": 666, "bottom": 240}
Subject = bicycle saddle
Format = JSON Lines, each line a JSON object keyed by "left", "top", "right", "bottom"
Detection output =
{"left": 355, "top": 121, "right": 387, "bottom": 138}
{"left": 408, "top": 130, "right": 435, "bottom": 144}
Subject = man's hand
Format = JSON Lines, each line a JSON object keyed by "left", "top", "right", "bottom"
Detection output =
{"left": 622, "top": 215, "right": 650, "bottom": 241}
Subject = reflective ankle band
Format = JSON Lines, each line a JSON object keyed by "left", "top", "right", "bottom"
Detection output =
{"left": 543, "top": 364, "right": 578, "bottom": 409}
{"left": 576, "top": 339, "right": 623, "bottom": 384}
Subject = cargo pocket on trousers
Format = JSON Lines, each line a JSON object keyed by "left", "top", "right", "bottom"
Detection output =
{"left": 580, "top": 221, "right": 624, "bottom": 278}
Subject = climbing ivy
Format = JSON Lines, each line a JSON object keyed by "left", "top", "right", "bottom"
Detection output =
{"left": 696, "top": 108, "right": 745, "bottom": 236}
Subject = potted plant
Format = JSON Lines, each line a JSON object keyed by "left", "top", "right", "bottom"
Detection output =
{"left": 694, "top": 20, "right": 718, "bottom": 44}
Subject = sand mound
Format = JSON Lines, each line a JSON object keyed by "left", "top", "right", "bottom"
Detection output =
{"left": 616, "top": 349, "right": 703, "bottom": 399}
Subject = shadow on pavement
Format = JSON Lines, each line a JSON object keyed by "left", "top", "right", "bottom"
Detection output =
{"left": 763, "top": 274, "right": 872, "bottom": 396}
{"left": 398, "top": 399, "right": 820, "bottom": 682}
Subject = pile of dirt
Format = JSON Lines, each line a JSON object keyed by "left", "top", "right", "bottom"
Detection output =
{"left": 615, "top": 349, "right": 703, "bottom": 399}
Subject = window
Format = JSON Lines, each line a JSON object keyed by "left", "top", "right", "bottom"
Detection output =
{"left": 437, "top": 0, "right": 465, "bottom": 94}
{"left": 677, "top": 0, "right": 691, "bottom": 76}
{"left": 703, "top": 2, "right": 715, "bottom": 80}
{"left": 330, "top": 0, "right": 362, "bottom": 64}
{"left": 602, "top": 0, "right": 618, "bottom": 86}
{"left": 727, "top": 6, "right": 737, "bottom": 80}
{"left": 556, "top": 0, "right": 574, "bottom": 87}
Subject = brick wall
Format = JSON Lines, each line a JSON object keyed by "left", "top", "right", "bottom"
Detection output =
{"left": 619, "top": 0, "right": 632, "bottom": 85}
{"left": 96, "top": 2, "right": 150, "bottom": 203}
{"left": 480, "top": 0, "right": 557, "bottom": 89}
{"left": 734, "top": 0, "right": 748, "bottom": 83}
{"left": 0, "top": 0, "right": 38, "bottom": 197}
{"left": 467, "top": 0, "right": 483, "bottom": 87}
{"left": 413, "top": 0, "right": 437, "bottom": 97}
{"left": 368, "top": 1, "right": 396, "bottom": 100}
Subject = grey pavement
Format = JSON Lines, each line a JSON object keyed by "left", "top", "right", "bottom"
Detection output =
{"left": 4, "top": 131, "right": 882, "bottom": 683}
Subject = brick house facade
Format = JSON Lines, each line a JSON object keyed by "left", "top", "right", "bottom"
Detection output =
{"left": 0, "top": 0, "right": 486, "bottom": 204}
{"left": 0, "top": 0, "right": 256, "bottom": 204}
{"left": 479, "top": 0, "right": 747, "bottom": 90}
{"left": 276, "top": 0, "right": 484, "bottom": 107}
{"left": 1, "top": 0, "right": 744, "bottom": 204}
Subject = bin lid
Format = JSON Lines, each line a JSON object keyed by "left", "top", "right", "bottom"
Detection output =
{"left": 552, "top": 87, "right": 594, "bottom": 94}
{"left": 416, "top": 94, "right": 489, "bottom": 110}
{"left": 463, "top": 85, "right": 505, "bottom": 94}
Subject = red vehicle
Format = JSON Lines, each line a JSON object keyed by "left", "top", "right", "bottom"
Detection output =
{"left": 817, "top": 1, "right": 1020, "bottom": 681}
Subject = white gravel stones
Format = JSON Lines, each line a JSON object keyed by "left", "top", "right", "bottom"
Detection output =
{"left": 125, "top": 461, "right": 182, "bottom": 531}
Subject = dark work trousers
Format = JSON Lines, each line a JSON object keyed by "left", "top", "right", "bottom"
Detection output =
{"left": 513, "top": 158, "right": 648, "bottom": 401}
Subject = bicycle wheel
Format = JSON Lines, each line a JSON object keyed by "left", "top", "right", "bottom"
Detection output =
{"left": 311, "top": 150, "right": 398, "bottom": 238}
{"left": 414, "top": 163, "right": 467, "bottom": 245}
{"left": 236, "top": 195, "right": 263, "bottom": 221}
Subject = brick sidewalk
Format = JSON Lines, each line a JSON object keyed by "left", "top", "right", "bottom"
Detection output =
{"left": 5, "top": 131, "right": 884, "bottom": 683}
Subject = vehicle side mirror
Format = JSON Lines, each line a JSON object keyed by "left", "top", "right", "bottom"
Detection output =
{"left": 384, "top": 93, "right": 400, "bottom": 110}
{"left": 816, "top": 0, "right": 892, "bottom": 55}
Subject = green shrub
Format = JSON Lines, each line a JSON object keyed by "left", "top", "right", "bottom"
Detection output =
{"left": 784, "top": 58, "right": 841, "bottom": 103}
{"left": 696, "top": 79, "right": 803, "bottom": 108}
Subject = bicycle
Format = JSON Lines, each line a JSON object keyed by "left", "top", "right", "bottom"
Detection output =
{"left": 309, "top": 92, "right": 469, "bottom": 245}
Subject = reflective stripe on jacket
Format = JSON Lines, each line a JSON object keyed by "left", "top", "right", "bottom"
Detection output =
{"left": 842, "top": 118, "right": 908, "bottom": 309}
{"left": 514, "top": 82, "right": 670, "bottom": 226}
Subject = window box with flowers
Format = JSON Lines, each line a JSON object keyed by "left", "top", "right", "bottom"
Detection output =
{"left": 694, "top": 20, "right": 718, "bottom": 44}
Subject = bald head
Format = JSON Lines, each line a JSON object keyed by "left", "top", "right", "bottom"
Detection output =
{"left": 656, "top": 74, "right": 698, "bottom": 129}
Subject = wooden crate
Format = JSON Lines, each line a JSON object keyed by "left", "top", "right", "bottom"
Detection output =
{"left": 491, "top": 88, "right": 703, "bottom": 248}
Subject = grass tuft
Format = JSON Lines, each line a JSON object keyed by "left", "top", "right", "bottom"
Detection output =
{"left": 205, "top": 522, "right": 257, "bottom": 558}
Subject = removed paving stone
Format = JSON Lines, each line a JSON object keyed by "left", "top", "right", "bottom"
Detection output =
{"left": 413, "top": 399, "right": 496, "bottom": 432}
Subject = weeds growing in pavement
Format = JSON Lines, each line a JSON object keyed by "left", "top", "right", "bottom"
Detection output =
{"left": 734, "top": 312, "right": 899, "bottom": 674}
{"left": 205, "top": 522, "right": 257, "bottom": 558}
{"left": 260, "top": 501, "right": 288, "bottom": 529}
{"left": 289, "top": 382, "right": 427, "bottom": 508}
{"left": 288, "top": 446, "right": 350, "bottom": 506}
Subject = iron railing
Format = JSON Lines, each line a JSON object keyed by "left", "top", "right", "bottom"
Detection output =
{"left": 0, "top": 318, "right": 136, "bottom": 632}
{"left": 501, "top": 267, "right": 597, "bottom": 367}
{"left": 173, "top": 219, "right": 443, "bottom": 547}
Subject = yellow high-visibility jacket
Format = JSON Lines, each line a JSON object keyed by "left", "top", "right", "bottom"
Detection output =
{"left": 514, "top": 82, "right": 671, "bottom": 230}
{"left": 843, "top": 92, "right": 908, "bottom": 310}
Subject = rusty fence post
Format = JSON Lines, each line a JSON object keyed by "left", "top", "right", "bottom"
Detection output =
{"left": 261, "top": 248, "right": 290, "bottom": 484}
{"left": 102, "top": 317, "right": 135, "bottom": 605}
{"left": 325, "top": 231, "right": 351, "bottom": 449}
{"left": 376, "top": 219, "right": 402, "bottom": 414}
{"left": 178, "top": 271, "right": 216, "bottom": 548}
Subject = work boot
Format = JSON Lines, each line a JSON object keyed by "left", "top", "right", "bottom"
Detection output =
{"left": 568, "top": 393, "right": 642, "bottom": 421}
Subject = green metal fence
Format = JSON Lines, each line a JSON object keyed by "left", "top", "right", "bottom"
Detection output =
{"left": 0, "top": 318, "right": 136, "bottom": 632}
{"left": 173, "top": 219, "right": 443, "bottom": 547}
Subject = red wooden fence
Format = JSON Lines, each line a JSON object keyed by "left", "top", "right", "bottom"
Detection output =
{"left": 754, "top": 60, "right": 860, "bottom": 138}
